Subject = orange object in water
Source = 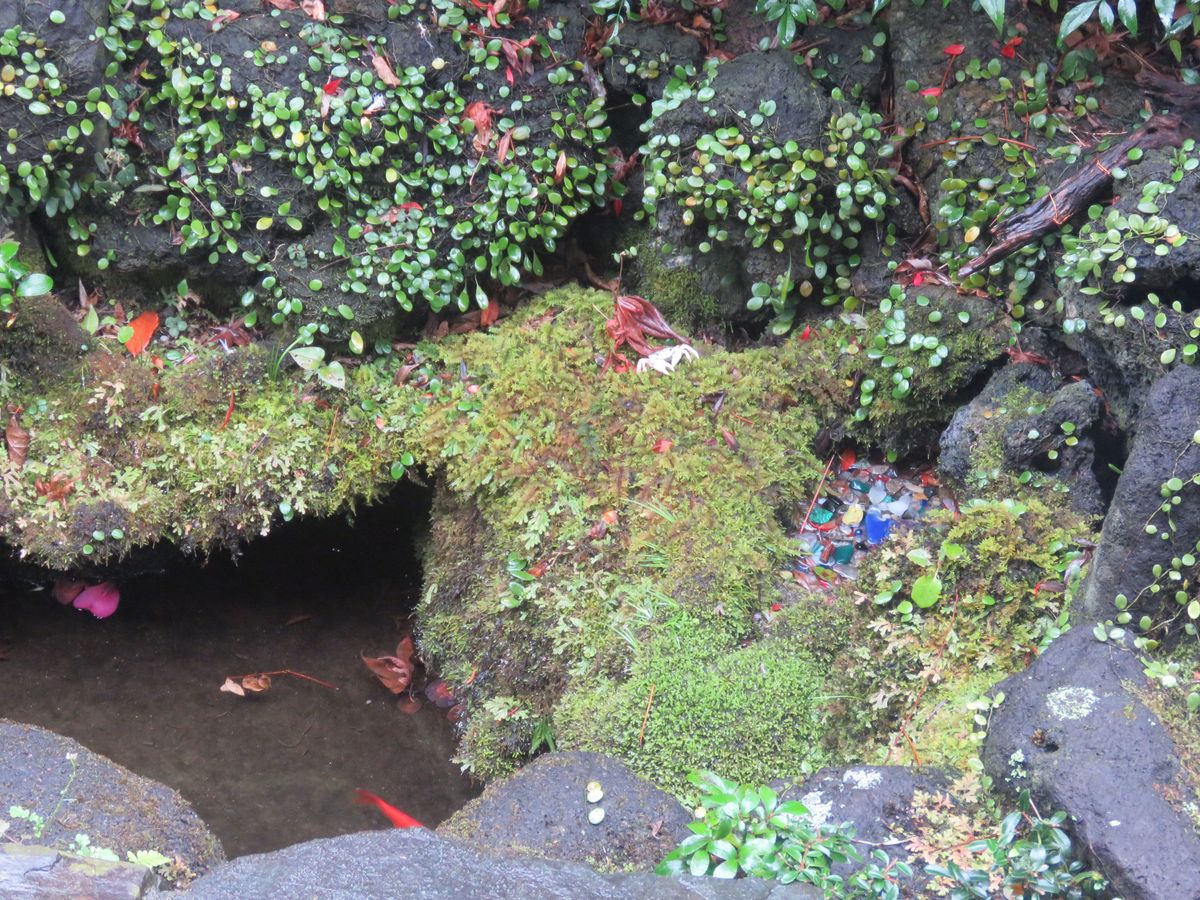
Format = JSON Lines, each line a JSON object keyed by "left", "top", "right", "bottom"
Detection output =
{"left": 353, "top": 789, "right": 424, "bottom": 829}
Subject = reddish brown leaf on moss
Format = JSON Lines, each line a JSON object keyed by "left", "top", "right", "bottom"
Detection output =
{"left": 5, "top": 413, "right": 29, "bottom": 470}
{"left": 124, "top": 311, "right": 159, "bottom": 357}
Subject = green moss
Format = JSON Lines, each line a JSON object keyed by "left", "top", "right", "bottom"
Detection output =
{"left": 555, "top": 623, "right": 831, "bottom": 801}
{"left": 844, "top": 494, "right": 1087, "bottom": 767}
{"left": 411, "top": 286, "right": 857, "bottom": 781}
{"left": 633, "top": 240, "right": 723, "bottom": 329}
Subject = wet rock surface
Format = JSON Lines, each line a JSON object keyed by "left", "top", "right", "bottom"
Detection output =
{"left": 0, "top": 719, "right": 223, "bottom": 876}
{"left": 0, "top": 843, "right": 157, "bottom": 899}
{"left": 1079, "top": 364, "right": 1200, "bottom": 626}
{"left": 171, "top": 828, "right": 818, "bottom": 899}
{"left": 777, "top": 765, "right": 954, "bottom": 896}
{"left": 983, "top": 626, "right": 1200, "bottom": 900}
{"left": 939, "top": 362, "right": 1106, "bottom": 515}
{"left": 438, "top": 750, "right": 690, "bottom": 871}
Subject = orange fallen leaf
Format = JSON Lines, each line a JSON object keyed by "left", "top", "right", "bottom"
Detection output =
{"left": 652, "top": 438, "right": 673, "bottom": 453}
{"left": 124, "top": 311, "right": 159, "bottom": 357}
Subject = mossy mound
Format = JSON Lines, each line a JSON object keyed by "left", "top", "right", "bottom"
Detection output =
{"left": 2, "top": 283, "right": 1029, "bottom": 799}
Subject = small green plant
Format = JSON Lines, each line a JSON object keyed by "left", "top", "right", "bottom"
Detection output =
{"left": 0, "top": 240, "right": 53, "bottom": 313}
{"left": 7, "top": 804, "right": 46, "bottom": 839}
{"left": 656, "top": 771, "right": 913, "bottom": 897}
{"left": 926, "top": 789, "right": 1106, "bottom": 898}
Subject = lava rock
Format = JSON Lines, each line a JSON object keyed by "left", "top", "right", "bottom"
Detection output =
{"left": 632, "top": 51, "right": 833, "bottom": 327}
{"left": 437, "top": 750, "right": 691, "bottom": 872}
{"left": 0, "top": 720, "right": 223, "bottom": 876}
{"left": 0, "top": 1, "right": 112, "bottom": 168}
{"left": 982, "top": 626, "right": 1200, "bottom": 900}
{"left": 171, "top": 828, "right": 818, "bottom": 899}
{"left": 777, "top": 765, "right": 955, "bottom": 895}
{"left": 1079, "top": 364, "right": 1200, "bottom": 627}
{"left": 939, "top": 362, "right": 1106, "bottom": 515}
{"left": 0, "top": 843, "right": 158, "bottom": 899}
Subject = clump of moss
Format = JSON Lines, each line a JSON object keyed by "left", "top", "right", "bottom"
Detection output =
{"left": 554, "top": 622, "right": 831, "bottom": 801}
{"left": 842, "top": 494, "right": 1088, "bottom": 767}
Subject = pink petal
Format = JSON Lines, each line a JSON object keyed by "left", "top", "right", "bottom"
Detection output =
{"left": 73, "top": 582, "right": 120, "bottom": 619}
{"left": 919, "top": 87, "right": 943, "bottom": 97}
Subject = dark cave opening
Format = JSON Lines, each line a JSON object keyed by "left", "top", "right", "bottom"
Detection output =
{"left": 0, "top": 482, "right": 479, "bottom": 858}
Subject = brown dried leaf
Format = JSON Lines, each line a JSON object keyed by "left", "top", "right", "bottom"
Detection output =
{"left": 300, "top": 0, "right": 325, "bottom": 20}
{"left": 362, "top": 636, "right": 416, "bottom": 694}
{"left": 220, "top": 677, "right": 246, "bottom": 696}
{"left": 5, "top": 413, "right": 29, "bottom": 471}
{"left": 372, "top": 52, "right": 401, "bottom": 88}
{"left": 263, "top": 0, "right": 300, "bottom": 7}
{"left": 241, "top": 674, "right": 272, "bottom": 692}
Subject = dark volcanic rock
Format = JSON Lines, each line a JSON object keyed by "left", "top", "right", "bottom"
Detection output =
{"left": 0, "top": 720, "right": 223, "bottom": 876}
{"left": 983, "top": 627, "right": 1200, "bottom": 900}
{"left": 0, "top": 843, "right": 158, "bottom": 899}
{"left": 632, "top": 50, "right": 833, "bottom": 327}
{"left": 778, "top": 765, "right": 953, "bottom": 897}
{"left": 173, "top": 829, "right": 818, "bottom": 899}
{"left": 0, "top": 1, "right": 112, "bottom": 168}
{"left": 1079, "top": 364, "right": 1200, "bottom": 627}
{"left": 438, "top": 750, "right": 691, "bottom": 872}
{"left": 939, "top": 362, "right": 1106, "bottom": 516}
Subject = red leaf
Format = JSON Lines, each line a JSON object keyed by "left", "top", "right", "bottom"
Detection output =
{"left": 323, "top": 77, "right": 343, "bottom": 95}
{"left": 480, "top": 301, "right": 500, "bottom": 328}
{"left": 919, "top": 87, "right": 943, "bottom": 97}
{"left": 1000, "top": 37, "right": 1022, "bottom": 59}
{"left": 943, "top": 43, "right": 965, "bottom": 56}
{"left": 912, "top": 271, "right": 925, "bottom": 285}
{"left": 652, "top": 438, "right": 673, "bottom": 453}
{"left": 125, "top": 311, "right": 159, "bottom": 357}
{"left": 398, "top": 201, "right": 423, "bottom": 213}
{"left": 839, "top": 447, "right": 856, "bottom": 471}
{"left": 799, "top": 324, "right": 812, "bottom": 341}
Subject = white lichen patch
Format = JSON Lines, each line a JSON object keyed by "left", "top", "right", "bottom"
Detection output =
{"left": 800, "top": 790, "right": 833, "bottom": 829}
{"left": 1046, "top": 686, "right": 1098, "bottom": 721}
{"left": 842, "top": 768, "right": 882, "bottom": 790}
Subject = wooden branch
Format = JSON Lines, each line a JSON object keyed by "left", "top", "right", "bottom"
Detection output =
{"left": 958, "top": 115, "right": 1190, "bottom": 278}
